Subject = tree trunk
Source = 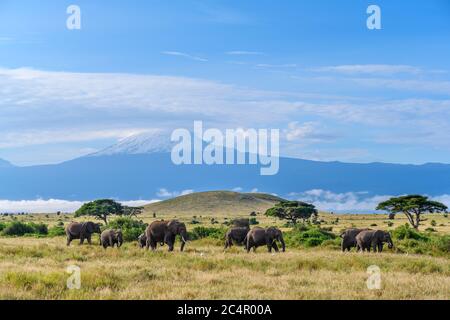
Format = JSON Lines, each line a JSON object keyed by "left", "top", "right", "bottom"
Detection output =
{"left": 404, "top": 212, "right": 416, "bottom": 229}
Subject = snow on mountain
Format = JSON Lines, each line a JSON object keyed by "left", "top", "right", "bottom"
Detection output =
{"left": 90, "top": 130, "right": 173, "bottom": 156}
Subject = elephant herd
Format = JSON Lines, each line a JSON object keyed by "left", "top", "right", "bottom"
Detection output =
{"left": 65, "top": 221, "right": 394, "bottom": 254}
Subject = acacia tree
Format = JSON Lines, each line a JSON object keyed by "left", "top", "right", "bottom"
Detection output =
{"left": 265, "top": 201, "right": 318, "bottom": 225}
{"left": 75, "top": 199, "right": 125, "bottom": 224}
{"left": 376, "top": 195, "right": 447, "bottom": 229}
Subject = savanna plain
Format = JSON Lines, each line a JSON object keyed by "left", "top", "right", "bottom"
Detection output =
{"left": 0, "top": 208, "right": 449, "bottom": 300}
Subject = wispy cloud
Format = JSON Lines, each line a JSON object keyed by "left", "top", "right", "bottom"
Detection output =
{"left": 312, "top": 64, "right": 422, "bottom": 75}
{"left": 161, "top": 51, "right": 208, "bottom": 62}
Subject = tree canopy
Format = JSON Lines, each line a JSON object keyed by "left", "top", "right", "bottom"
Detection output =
{"left": 75, "top": 199, "right": 142, "bottom": 224}
{"left": 376, "top": 195, "right": 447, "bottom": 229}
{"left": 265, "top": 201, "right": 318, "bottom": 225}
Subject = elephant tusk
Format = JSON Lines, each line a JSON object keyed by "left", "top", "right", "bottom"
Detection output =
{"left": 181, "top": 236, "right": 187, "bottom": 243}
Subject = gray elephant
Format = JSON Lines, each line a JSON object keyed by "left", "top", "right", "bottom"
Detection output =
{"left": 100, "top": 229, "right": 123, "bottom": 249}
{"left": 340, "top": 228, "right": 370, "bottom": 252}
{"left": 224, "top": 226, "right": 250, "bottom": 249}
{"left": 246, "top": 227, "right": 285, "bottom": 253}
{"left": 145, "top": 220, "right": 188, "bottom": 252}
{"left": 356, "top": 230, "right": 394, "bottom": 252}
{"left": 65, "top": 221, "right": 102, "bottom": 246}
{"left": 138, "top": 233, "right": 147, "bottom": 248}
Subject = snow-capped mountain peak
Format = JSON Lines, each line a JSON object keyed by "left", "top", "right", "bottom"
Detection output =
{"left": 90, "top": 130, "right": 173, "bottom": 156}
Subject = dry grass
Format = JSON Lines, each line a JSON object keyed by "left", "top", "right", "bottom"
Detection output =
{"left": 0, "top": 236, "right": 448, "bottom": 300}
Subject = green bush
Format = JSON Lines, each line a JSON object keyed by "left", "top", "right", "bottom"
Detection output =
{"left": 188, "top": 226, "right": 226, "bottom": 240}
{"left": 0, "top": 222, "right": 6, "bottom": 232}
{"left": 48, "top": 225, "right": 66, "bottom": 237}
{"left": 393, "top": 224, "right": 429, "bottom": 241}
{"left": 107, "top": 217, "right": 147, "bottom": 242}
{"left": 285, "top": 224, "right": 336, "bottom": 247}
{"left": 1, "top": 221, "right": 47, "bottom": 236}
{"left": 249, "top": 218, "right": 259, "bottom": 225}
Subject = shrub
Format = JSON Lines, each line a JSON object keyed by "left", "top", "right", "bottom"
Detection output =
{"left": 387, "top": 221, "right": 394, "bottom": 227}
{"left": 2, "top": 221, "right": 48, "bottom": 236}
{"left": 370, "top": 223, "right": 377, "bottom": 227}
{"left": 107, "top": 217, "right": 147, "bottom": 242}
{"left": 48, "top": 225, "right": 66, "bottom": 237}
{"left": 285, "top": 224, "right": 335, "bottom": 248}
{"left": 191, "top": 219, "right": 201, "bottom": 225}
{"left": 430, "top": 220, "right": 437, "bottom": 227}
{"left": 188, "top": 227, "right": 226, "bottom": 240}
{"left": 392, "top": 224, "right": 429, "bottom": 241}
{"left": 249, "top": 218, "right": 259, "bottom": 225}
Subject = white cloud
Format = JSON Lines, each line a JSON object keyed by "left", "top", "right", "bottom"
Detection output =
{"left": 290, "top": 189, "right": 450, "bottom": 213}
{"left": 156, "top": 188, "right": 194, "bottom": 198}
{"left": 0, "top": 199, "right": 159, "bottom": 213}
{"left": 161, "top": 51, "right": 208, "bottom": 62}
{"left": 312, "top": 64, "right": 422, "bottom": 75}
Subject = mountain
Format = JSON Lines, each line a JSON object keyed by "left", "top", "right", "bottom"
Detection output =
{"left": 90, "top": 130, "right": 172, "bottom": 156}
{"left": 144, "top": 191, "right": 285, "bottom": 215}
{"left": 0, "top": 152, "right": 450, "bottom": 201}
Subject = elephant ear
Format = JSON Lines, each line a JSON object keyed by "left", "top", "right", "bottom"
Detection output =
{"left": 86, "top": 222, "right": 94, "bottom": 233}
{"left": 167, "top": 220, "right": 179, "bottom": 234}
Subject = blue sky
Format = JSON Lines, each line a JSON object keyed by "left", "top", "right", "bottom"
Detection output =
{"left": 1, "top": 0, "right": 450, "bottom": 165}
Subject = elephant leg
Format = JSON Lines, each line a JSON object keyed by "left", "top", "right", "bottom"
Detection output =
{"left": 66, "top": 235, "right": 72, "bottom": 246}
{"left": 80, "top": 236, "right": 84, "bottom": 245}
{"left": 378, "top": 243, "right": 383, "bottom": 252}
{"left": 109, "top": 235, "right": 113, "bottom": 247}
{"left": 87, "top": 235, "right": 92, "bottom": 245}
{"left": 272, "top": 242, "right": 279, "bottom": 252}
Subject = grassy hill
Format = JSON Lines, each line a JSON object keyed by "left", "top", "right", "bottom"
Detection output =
{"left": 144, "top": 191, "right": 285, "bottom": 216}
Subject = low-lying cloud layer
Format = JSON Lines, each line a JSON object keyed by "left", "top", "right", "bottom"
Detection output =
{"left": 289, "top": 189, "right": 450, "bottom": 213}
{"left": 0, "top": 199, "right": 159, "bottom": 214}
{"left": 2, "top": 191, "right": 449, "bottom": 214}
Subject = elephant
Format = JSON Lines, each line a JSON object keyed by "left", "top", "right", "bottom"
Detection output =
{"left": 145, "top": 220, "right": 188, "bottom": 252}
{"left": 65, "top": 221, "right": 102, "bottom": 246}
{"left": 224, "top": 226, "right": 249, "bottom": 249}
{"left": 340, "top": 228, "right": 370, "bottom": 252}
{"left": 356, "top": 230, "right": 394, "bottom": 252}
{"left": 100, "top": 229, "right": 123, "bottom": 249}
{"left": 138, "top": 233, "right": 147, "bottom": 248}
{"left": 246, "top": 227, "right": 285, "bottom": 253}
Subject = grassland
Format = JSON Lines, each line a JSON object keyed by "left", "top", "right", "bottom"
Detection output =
{"left": 0, "top": 191, "right": 449, "bottom": 300}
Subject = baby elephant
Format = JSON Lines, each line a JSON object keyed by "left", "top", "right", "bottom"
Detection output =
{"left": 138, "top": 233, "right": 147, "bottom": 248}
{"left": 100, "top": 229, "right": 123, "bottom": 249}
{"left": 224, "top": 226, "right": 249, "bottom": 249}
{"left": 356, "top": 230, "right": 393, "bottom": 252}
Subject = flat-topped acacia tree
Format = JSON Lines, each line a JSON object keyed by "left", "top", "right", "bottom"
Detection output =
{"left": 265, "top": 201, "right": 318, "bottom": 225}
{"left": 75, "top": 199, "right": 143, "bottom": 224}
{"left": 376, "top": 195, "right": 447, "bottom": 229}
